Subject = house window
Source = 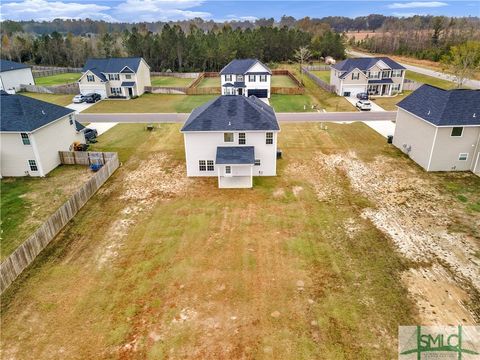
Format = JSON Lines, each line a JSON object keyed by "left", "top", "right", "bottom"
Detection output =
{"left": 392, "top": 70, "right": 403, "bottom": 77}
{"left": 238, "top": 133, "right": 246, "bottom": 144}
{"left": 381, "top": 70, "right": 391, "bottom": 78}
{"left": 391, "top": 84, "right": 401, "bottom": 92}
{"left": 459, "top": 153, "right": 468, "bottom": 161}
{"left": 266, "top": 132, "right": 273, "bottom": 145}
{"left": 368, "top": 71, "right": 380, "bottom": 79}
{"left": 451, "top": 127, "right": 463, "bottom": 137}
{"left": 86, "top": 75, "right": 95, "bottom": 82}
{"left": 225, "top": 74, "right": 232, "bottom": 82}
{"left": 236, "top": 75, "right": 244, "bottom": 82}
{"left": 255, "top": 159, "right": 261, "bottom": 166}
{"left": 199, "top": 160, "right": 206, "bottom": 171}
{"left": 224, "top": 132, "right": 234, "bottom": 142}
{"left": 248, "top": 75, "right": 256, "bottom": 82}
{"left": 207, "top": 160, "right": 214, "bottom": 171}
{"left": 352, "top": 72, "right": 359, "bottom": 80}
{"left": 28, "top": 160, "right": 38, "bottom": 171}
{"left": 108, "top": 74, "right": 120, "bottom": 81}
{"left": 69, "top": 114, "right": 73, "bottom": 125}
{"left": 225, "top": 166, "right": 231, "bottom": 174}
{"left": 259, "top": 75, "right": 267, "bottom": 82}
{"left": 111, "top": 87, "right": 122, "bottom": 96}
{"left": 125, "top": 74, "right": 132, "bottom": 79}
{"left": 21, "top": 133, "right": 30, "bottom": 145}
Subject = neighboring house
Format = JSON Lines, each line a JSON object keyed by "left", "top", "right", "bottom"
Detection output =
{"left": 181, "top": 95, "right": 280, "bottom": 188}
{"left": 0, "top": 59, "right": 35, "bottom": 93}
{"left": 330, "top": 57, "right": 405, "bottom": 97}
{"left": 78, "top": 57, "right": 151, "bottom": 99}
{"left": 0, "top": 91, "right": 85, "bottom": 177}
{"left": 393, "top": 85, "right": 480, "bottom": 175}
{"left": 220, "top": 59, "right": 272, "bottom": 98}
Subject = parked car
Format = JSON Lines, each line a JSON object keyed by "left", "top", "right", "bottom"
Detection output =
{"left": 84, "top": 127, "right": 98, "bottom": 142}
{"left": 84, "top": 93, "right": 101, "bottom": 103}
{"left": 356, "top": 100, "right": 372, "bottom": 111}
{"left": 356, "top": 92, "right": 369, "bottom": 100}
{"left": 72, "top": 94, "right": 86, "bottom": 103}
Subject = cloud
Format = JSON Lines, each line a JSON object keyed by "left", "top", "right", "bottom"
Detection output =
{"left": 0, "top": 0, "right": 115, "bottom": 21}
{"left": 392, "top": 12, "right": 426, "bottom": 17}
{"left": 388, "top": 1, "right": 448, "bottom": 9}
{"left": 219, "top": 14, "right": 259, "bottom": 22}
{"left": 112, "top": 0, "right": 211, "bottom": 22}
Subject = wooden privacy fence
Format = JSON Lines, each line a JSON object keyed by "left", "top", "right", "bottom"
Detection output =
{"left": 20, "top": 82, "right": 79, "bottom": 95}
{"left": 32, "top": 66, "right": 82, "bottom": 78}
{"left": 304, "top": 65, "right": 331, "bottom": 71}
{"left": 403, "top": 79, "right": 423, "bottom": 91}
{"left": 151, "top": 72, "right": 200, "bottom": 78}
{"left": 0, "top": 152, "right": 119, "bottom": 293}
{"left": 186, "top": 72, "right": 221, "bottom": 95}
{"left": 301, "top": 66, "right": 336, "bottom": 93}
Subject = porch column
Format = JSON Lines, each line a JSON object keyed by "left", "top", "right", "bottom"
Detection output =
{"left": 388, "top": 85, "right": 392, "bottom": 96}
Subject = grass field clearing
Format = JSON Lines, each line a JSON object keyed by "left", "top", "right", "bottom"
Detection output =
{"left": 34, "top": 73, "right": 82, "bottom": 86}
{"left": 150, "top": 76, "right": 194, "bottom": 87}
{"left": 271, "top": 75, "right": 298, "bottom": 87}
{"left": 197, "top": 77, "right": 220, "bottom": 88}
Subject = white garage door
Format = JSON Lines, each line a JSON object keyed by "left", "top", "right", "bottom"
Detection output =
{"left": 80, "top": 87, "right": 107, "bottom": 99}
{"left": 342, "top": 85, "right": 365, "bottom": 97}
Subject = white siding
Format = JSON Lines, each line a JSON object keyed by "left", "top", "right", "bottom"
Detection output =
{"left": 135, "top": 59, "right": 151, "bottom": 95}
{"left": 0, "top": 132, "right": 37, "bottom": 176}
{"left": 0, "top": 68, "right": 35, "bottom": 92}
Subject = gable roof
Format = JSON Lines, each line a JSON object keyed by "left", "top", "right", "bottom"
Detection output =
{"left": 220, "top": 59, "right": 271, "bottom": 75}
{"left": 332, "top": 57, "right": 405, "bottom": 73}
{"left": 0, "top": 91, "right": 74, "bottom": 132}
{"left": 81, "top": 57, "right": 145, "bottom": 80}
{"left": 397, "top": 85, "right": 480, "bottom": 126}
{"left": 181, "top": 95, "right": 279, "bottom": 132}
{"left": 0, "top": 59, "right": 30, "bottom": 73}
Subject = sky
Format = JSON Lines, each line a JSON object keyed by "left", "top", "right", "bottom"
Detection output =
{"left": 0, "top": 0, "right": 479, "bottom": 23}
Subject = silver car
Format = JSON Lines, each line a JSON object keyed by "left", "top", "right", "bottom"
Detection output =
{"left": 356, "top": 100, "right": 372, "bottom": 111}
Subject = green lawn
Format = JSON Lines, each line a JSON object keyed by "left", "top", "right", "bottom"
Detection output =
{"left": 310, "top": 70, "right": 331, "bottom": 83}
{"left": 20, "top": 92, "right": 73, "bottom": 106}
{"left": 0, "top": 165, "right": 92, "bottom": 260}
{"left": 405, "top": 70, "right": 457, "bottom": 90}
{"left": 34, "top": 73, "right": 82, "bottom": 86}
{"left": 270, "top": 94, "right": 315, "bottom": 112}
{"left": 197, "top": 77, "right": 220, "bottom": 88}
{"left": 83, "top": 93, "right": 216, "bottom": 113}
{"left": 271, "top": 75, "right": 297, "bottom": 88}
{"left": 150, "top": 76, "right": 194, "bottom": 87}
{"left": 370, "top": 91, "right": 412, "bottom": 111}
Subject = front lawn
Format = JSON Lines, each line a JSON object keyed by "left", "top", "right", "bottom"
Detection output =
{"left": 34, "top": 73, "right": 82, "bottom": 86}
{"left": 20, "top": 92, "right": 73, "bottom": 106}
{"left": 270, "top": 94, "right": 315, "bottom": 112}
{"left": 150, "top": 76, "right": 194, "bottom": 87}
{"left": 197, "top": 77, "right": 220, "bottom": 88}
{"left": 370, "top": 91, "right": 412, "bottom": 111}
{"left": 310, "top": 70, "right": 331, "bottom": 83}
{"left": 83, "top": 93, "right": 216, "bottom": 113}
{"left": 271, "top": 75, "right": 298, "bottom": 87}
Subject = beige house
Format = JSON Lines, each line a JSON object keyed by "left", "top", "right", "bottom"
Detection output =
{"left": 0, "top": 91, "right": 85, "bottom": 177}
{"left": 330, "top": 57, "right": 405, "bottom": 97}
{"left": 0, "top": 59, "right": 35, "bottom": 93}
{"left": 78, "top": 57, "right": 151, "bottom": 99}
{"left": 393, "top": 85, "right": 480, "bottom": 175}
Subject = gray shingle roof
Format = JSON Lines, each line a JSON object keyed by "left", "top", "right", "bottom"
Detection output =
{"left": 397, "top": 85, "right": 480, "bottom": 126}
{"left": 368, "top": 79, "right": 393, "bottom": 84}
{"left": 0, "top": 91, "right": 74, "bottom": 132}
{"left": 220, "top": 59, "right": 271, "bottom": 75}
{"left": 332, "top": 57, "right": 405, "bottom": 73}
{"left": 0, "top": 59, "right": 29, "bottom": 72}
{"left": 121, "top": 81, "right": 135, "bottom": 87}
{"left": 181, "top": 95, "right": 279, "bottom": 132}
{"left": 216, "top": 146, "right": 255, "bottom": 164}
{"left": 82, "top": 57, "right": 144, "bottom": 81}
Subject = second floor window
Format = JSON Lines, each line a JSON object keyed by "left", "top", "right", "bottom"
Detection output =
{"left": 352, "top": 72, "right": 359, "bottom": 80}
{"left": 238, "top": 133, "right": 246, "bottom": 144}
{"left": 236, "top": 75, "right": 244, "bottom": 82}
{"left": 86, "top": 75, "right": 95, "bottom": 82}
{"left": 259, "top": 75, "right": 267, "bottom": 82}
{"left": 248, "top": 75, "right": 256, "bottom": 82}
{"left": 125, "top": 74, "right": 132, "bottom": 79}
{"left": 451, "top": 127, "right": 463, "bottom": 137}
{"left": 108, "top": 74, "right": 120, "bottom": 81}
{"left": 225, "top": 74, "right": 232, "bottom": 81}
{"left": 21, "top": 133, "right": 30, "bottom": 145}
{"left": 224, "top": 133, "right": 234, "bottom": 142}
{"left": 266, "top": 132, "right": 273, "bottom": 145}
{"left": 382, "top": 70, "right": 391, "bottom": 78}
{"left": 368, "top": 71, "right": 380, "bottom": 79}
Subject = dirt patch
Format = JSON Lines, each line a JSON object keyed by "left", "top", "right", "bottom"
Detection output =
{"left": 315, "top": 151, "right": 480, "bottom": 323}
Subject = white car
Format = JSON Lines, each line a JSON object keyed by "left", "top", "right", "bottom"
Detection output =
{"left": 72, "top": 94, "right": 86, "bottom": 103}
{"left": 356, "top": 100, "right": 372, "bottom": 111}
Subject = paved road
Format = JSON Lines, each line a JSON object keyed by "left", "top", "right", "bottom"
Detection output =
{"left": 347, "top": 49, "right": 480, "bottom": 89}
{"left": 77, "top": 111, "right": 397, "bottom": 124}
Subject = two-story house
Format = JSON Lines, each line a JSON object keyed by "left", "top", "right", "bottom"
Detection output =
{"left": 220, "top": 59, "right": 272, "bottom": 99}
{"left": 78, "top": 57, "right": 151, "bottom": 99}
{"left": 393, "top": 85, "right": 479, "bottom": 175}
{"left": 330, "top": 57, "right": 406, "bottom": 97}
{"left": 181, "top": 95, "right": 280, "bottom": 188}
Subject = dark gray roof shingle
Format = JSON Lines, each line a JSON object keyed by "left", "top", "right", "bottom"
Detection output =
{"left": 82, "top": 57, "right": 145, "bottom": 81}
{"left": 368, "top": 78, "right": 393, "bottom": 84}
{"left": 0, "top": 59, "right": 29, "bottom": 72}
{"left": 397, "top": 85, "right": 480, "bottom": 126}
{"left": 216, "top": 146, "right": 255, "bottom": 164}
{"left": 181, "top": 95, "right": 279, "bottom": 132}
{"left": 121, "top": 81, "right": 135, "bottom": 87}
{"left": 0, "top": 91, "right": 74, "bottom": 132}
{"left": 332, "top": 57, "right": 405, "bottom": 73}
{"left": 220, "top": 59, "right": 271, "bottom": 75}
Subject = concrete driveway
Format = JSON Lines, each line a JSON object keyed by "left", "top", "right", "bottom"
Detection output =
{"left": 345, "top": 96, "right": 386, "bottom": 112}
{"left": 66, "top": 101, "right": 97, "bottom": 113}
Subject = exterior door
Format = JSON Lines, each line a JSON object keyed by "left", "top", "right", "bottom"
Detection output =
{"left": 128, "top": 87, "right": 133, "bottom": 97}
{"left": 238, "top": 88, "right": 243, "bottom": 96}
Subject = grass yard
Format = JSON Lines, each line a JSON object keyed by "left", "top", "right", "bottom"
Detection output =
{"left": 150, "top": 76, "right": 194, "bottom": 87}
{"left": 310, "top": 70, "right": 331, "bottom": 83}
{"left": 270, "top": 94, "right": 315, "bottom": 112}
{"left": 271, "top": 75, "right": 298, "bottom": 88}
{"left": 370, "top": 91, "right": 412, "bottom": 111}
{"left": 0, "top": 165, "right": 93, "bottom": 260}
{"left": 2, "top": 121, "right": 479, "bottom": 359}
{"left": 34, "top": 73, "right": 82, "bottom": 86}
{"left": 406, "top": 70, "right": 457, "bottom": 89}
{"left": 20, "top": 92, "right": 73, "bottom": 106}
{"left": 197, "top": 76, "right": 220, "bottom": 88}
{"left": 83, "top": 93, "right": 216, "bottom": 113}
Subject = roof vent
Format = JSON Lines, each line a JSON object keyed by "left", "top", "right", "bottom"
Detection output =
{"left": 41, "top": 110, "right": 46, "bottom": 115}
{"left": 228, "top": 121, "right": 231, "bottom": 126}
{"left": 473, "top": 113, "right": 476, "bottom": 118}
{"left": 427, "top": 110, "right": 431, "bottom": 115}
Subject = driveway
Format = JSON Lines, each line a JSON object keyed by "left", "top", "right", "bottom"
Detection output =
{"left": 66, "top": 102, "right": 97, "bottom": 113}
{"left": 345, "top": 96, "right": 386, "bottom": 112}
{"left": 67, "top": 101, "right": 119, "bottom": 136}
{"left": 347, "top": 49, "right": 480, "bottom": 89}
